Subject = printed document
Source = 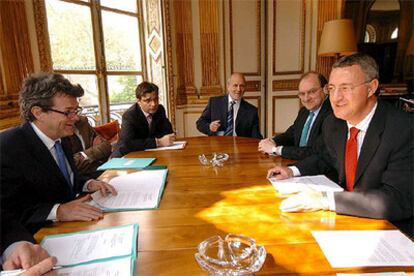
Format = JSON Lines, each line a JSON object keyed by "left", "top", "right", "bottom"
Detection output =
{"left": 269, "top": 175, "right": 343, "bottom": 195}
{"left": 312, "top": 230, "right": 414, "bottom": 267}
{"left": 145, "top": 141, "right": 187, "bottom": 151}
{"left": 91, "top": 169, "right": 168, "bottom": 210}
{"left": 55, "top": 256, "right": 133, "bottom": 275}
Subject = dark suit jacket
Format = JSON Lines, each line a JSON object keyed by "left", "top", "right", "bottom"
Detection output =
{"left": 0, "top": 123, "right": 83, "bottom": 234}
{"left": 1, "top": 209, "right": 35, "bottom": 255}
{"left": 111, "top": 103, "right": 173, "bottom": 157}
{"left": 68, "top": 116, "right": 112, "bottom": 178}
{"left": 296, "top": 101, "right": 413, "bottom": 226}
{"left": 196, "top": 95, "right": 262, "bottom": 139}
{"left": 273, "top": 99, "right": 332, "bottom": 160}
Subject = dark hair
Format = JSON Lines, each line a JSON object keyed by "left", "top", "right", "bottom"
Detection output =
{"left": 333, "top": 53, "right": 379, "bottom": 81}
{"left": 135, "top": 81, "right": 158, "bottom": 99}
{"left": 299, "top": 71, "right": 328, "bottom": 88}
{"left": 19, "top": 73, "right": 84, "bottom": 122}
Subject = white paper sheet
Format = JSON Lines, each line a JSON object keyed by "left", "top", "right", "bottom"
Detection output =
{"left": 56, "top": 256, "right": 132, "bottom": 275}
{"left": 312, "top": 230, "right": 414, "bottom": 268}
{"left": 42, "top": 225, "right": 136, "bottom": 266}
{"left": 269, "top": 175, "right": 343, "bottom": 195}
{"left": 145, "top": 141, "right": 187, "bottom": 151}
{"left": 91, "top": 169, "right": 167, "bottom": 209}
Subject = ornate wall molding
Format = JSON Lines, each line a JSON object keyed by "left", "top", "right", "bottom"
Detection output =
{"left": 272, "top": 79, "right": 300, "bottom": 91}
{"left": 245, "top": 80, "right": 261, "bottom": 92}
{"left": 32, "top": 0, "right": 52, "bottom": 72}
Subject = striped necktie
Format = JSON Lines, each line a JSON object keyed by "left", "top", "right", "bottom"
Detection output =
{"left": 224, "top": 101, "right": 236, "bottom": 136}
{"left": 299, "top": 112, "right": 315, "bottom": 146}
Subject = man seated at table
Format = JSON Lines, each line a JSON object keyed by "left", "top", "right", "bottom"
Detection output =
{"left": 68, "top": 115, "right": 112, "bottom": 179}
{"left": 1, "top": 209, "right": 56, "bottom": 274}
{"left": 196, "top": 73, "right": 262, "bottom": 139}
{"left": 111, "top": 81, "right": 175, "bottom": 157}
{"left": 258, "top": 71, "right": 331, "bottom": 160}
{"left": 267, "top": 53, "right": 413, "bottom": 235}
{"left": 0, "top": 73, "right": 117, "bottom": 234}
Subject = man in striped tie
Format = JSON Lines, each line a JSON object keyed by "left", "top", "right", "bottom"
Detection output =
{"left": 258, "top": 71, "right": 332, "bottom": 160}
{"left": 267, "top": 54, "right": 413, "bottom": 236}
{"left": 196, "top": 73, "right": 262, "bottom": 139}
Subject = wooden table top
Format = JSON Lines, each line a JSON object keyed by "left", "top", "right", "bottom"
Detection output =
{"left": 35, "top": 136, "right": 414, "bottom": 275}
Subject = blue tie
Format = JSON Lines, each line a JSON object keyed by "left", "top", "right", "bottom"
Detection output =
{"left": 54, "top": 141, "right": 71, "bottom": 185}
{"left": 299, "top": 112, "right": 315, "bottom": 146}
{"left": 224, "top": 101, "right": 235, "bottom": 136}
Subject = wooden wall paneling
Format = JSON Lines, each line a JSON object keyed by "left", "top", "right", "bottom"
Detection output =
{"left": 33, "top": 0, "right": 52, "bottom": 72}
{"left": 315, "top": 0, "right": 340, "bottom": 80}
{"left": 0, "top": 0, "right": 34, "bottom": 122}
{"left": 199, "top": 0, "right": 221, "bottom": 97}
{"left": 272, "top": 95, "right": 300, "bottom": 136}
{"left": 272, "top": 79, "right": 300, "bottom": 91}
{"left": 173, "top": 0, "right": 196, "bottom": 105}
{"left": 229, "top": 0, "right": 261, "bottom": 76}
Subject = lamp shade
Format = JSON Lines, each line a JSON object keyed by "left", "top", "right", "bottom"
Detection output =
{"left": 318, "top": 19, "right": 357, "bottom": 57}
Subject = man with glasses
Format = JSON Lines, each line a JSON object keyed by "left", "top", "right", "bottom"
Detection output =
{"left": 111, "top": 81, "right": 175, "bottom": 157}
{"left": 258, "top": 71, "right": 331, "bottom": 160}
{"left": 0, "top": 73, "right": 117, "bottom": 234}
{"left": 267, "top": 53, "right": 413, "bottom": 235}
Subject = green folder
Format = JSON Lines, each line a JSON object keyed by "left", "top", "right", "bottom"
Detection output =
{"left": 97, "top": 158, "right": 156, "bottom": 170}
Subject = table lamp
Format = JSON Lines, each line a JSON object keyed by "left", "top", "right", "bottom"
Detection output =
{"left": 318, "top": 19, "right": 357, "bottom": 59}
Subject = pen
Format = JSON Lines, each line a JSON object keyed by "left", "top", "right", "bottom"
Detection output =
{"left": 0, "top": 266, "right": 62, "bottom": 276}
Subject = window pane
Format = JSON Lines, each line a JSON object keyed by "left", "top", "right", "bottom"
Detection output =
{"left": 64, "top": 74, "right": 100, "bottom": 125}
{"left": 100, "top": 0, "right": 137, "bottom": 13}
{"left": 46, "top": 0, "right": 95, "bottom": 70}
{"left": 108, "top": 75, "right": 143, "bottom": 123}
{"left": 102, "top": 11, "right": 142, "bottom": 71}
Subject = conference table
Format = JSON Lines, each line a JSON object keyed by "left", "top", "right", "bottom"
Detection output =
{"left": 35, "top": 136, "right": 414, "bottom": 275}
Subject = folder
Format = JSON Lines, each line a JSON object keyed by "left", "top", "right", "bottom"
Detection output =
{"left": 97, "top": 158, "right": 155, "bottom": 170}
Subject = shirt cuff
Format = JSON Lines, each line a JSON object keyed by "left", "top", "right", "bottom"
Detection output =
{"left": 80, "top": 151, "right": 88, "bottom": 160}
{"left": 275, "top": 146, "right": 283, "bottom": 155}
{"left": 83, "top": 179, "right": 94, "bottom": 192}
{"left": 47, "top": 204, "right": 60, "bottom": 221}
{"left": 327, "top": 191, "right": 336, "bottom": 211}
{"left": 289, "top": 166, "right": 301, "bottom": 177}
{"left": 2, "top": 241, "right": 33, "bottom": 264}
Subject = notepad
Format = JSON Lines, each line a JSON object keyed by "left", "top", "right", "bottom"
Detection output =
{"left": 145, "top": 141, "right": 187, "bottom": 151}
{"left": 40, "top": 224, "right": 138, "bottom": 275}
{"left": 97, "top": 158, "right": 155, "bottom": 170}
{"left": 268, "top": 175, "right": 343, "bottom": 195}
{"left": 91, "top": 169, "right": 168, "bottom": 211}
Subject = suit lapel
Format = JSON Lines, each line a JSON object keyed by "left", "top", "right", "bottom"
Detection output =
{"left": 308, "top": 100, "right": 329, "bottom": 142}
{"left": 135, "top": 104, "right": 151, "bottom": 135}
{"left": 235, "top": 100, "right": 247, "bottom": 130}
{"left": 334, "top": 120, "right": 348, "bottom": 185}
{"left": 354, "top": 103, "right": 385, "bottom": 186}
{"left": 295, "top": 109, "right": 309, "bottom": 144}
{"left": 221, "top": 96, "right": 229, "bottom": 129}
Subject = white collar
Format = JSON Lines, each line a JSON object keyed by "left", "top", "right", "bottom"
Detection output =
{"left": 30, "top": 122, "right": 61, "bottom": 150}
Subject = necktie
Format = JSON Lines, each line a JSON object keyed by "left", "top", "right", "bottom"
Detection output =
{"left": 146, "top": 114, "right": 152, "bottom": 127}
{"left": 54, "top": 141, "right": 71, "bottom": 186}
{"left": 224, "top": 101, "right": 235, "bottom": 136}
{"left": 299, "top": 112, "right": 315, "bottom": 146}
{"left": 345, "top": 127, "right": 360, "bottom": 191}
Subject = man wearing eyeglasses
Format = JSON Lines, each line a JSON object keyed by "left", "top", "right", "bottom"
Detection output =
{"left": 0, "top": 73, "right": 117, "bottom": 235}
{"left": 111, "top": 81, "right": 175, "bottom": 157}
{"left": 258, "top": 71, "right": 332, "bottom": 160}
{"left": 267, "top": 53, "right": 413, "bottom": 235}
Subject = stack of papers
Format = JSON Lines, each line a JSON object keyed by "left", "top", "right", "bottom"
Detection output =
{"left": 312, "top": 230, "right": 414, "bottom": 268}
{"left": 145, "top": 141, "right": 187, "bottom": 151}
{"left": 268, "top": 175, "right": 343, "bottom": 195}
{"left": 97, "top": 158, "right": 155, "bottom": 170}
{"left": 41, "top": 224, "right": 138, "bottom": 275}
{"left": 91, "top": 169, "right": 168, "bottom": 211}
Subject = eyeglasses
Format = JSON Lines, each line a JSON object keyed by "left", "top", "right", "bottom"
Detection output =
{"left": 323, "top": 80, "right": 372, "bottom": 96}
{"left": 46, "top": 107, "right": 83, "bottom": 118}
{"left": 298, "top": 87, "right": 322, "bottom": 98}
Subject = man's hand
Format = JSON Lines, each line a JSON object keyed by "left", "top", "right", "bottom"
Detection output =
{"left": 3, "top": 243, "right": 51, "bottom": 270}
{"left": 22, "top": 256, "right": 57, "bottom": 276}
{"left": 157, "top": 133, "right": 176, "bottom": 147}
{"left": 267, "top": 166, "right": 293, "bottom": 180}
{"left": 57, "top": 195, "right": 103, "bottom": 222}
{"left": 280, "top": 188, "right": 327, "bottom": 212}
{"left": 87, "top": 180, "right": 117, "bottom": 197}
{"left": 258, "top": 138, "right": 276, "bottom": 154}
{"left": 209, "top": 120, "right": 221, "bottom": 133}
{"left": 92, "top": 135, "right": 106, "bottom": 146}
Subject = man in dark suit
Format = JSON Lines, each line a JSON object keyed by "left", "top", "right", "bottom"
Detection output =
{"left": 111, "top": 81, "right": 175, "bottom": 157}
{"left": 196, "top": 73, "right": 262, "bottom": 139}
{"left": 68, "top": 115, "right": 112, "bottom": 179}
{"left": 0, "top": 73, "right": 116, "bottom": 234}
{"left": 258, "top": 72, "right": 331, "bottom": 160}
{"left": 267, "top": 54, "right": 413, "bottom": 235}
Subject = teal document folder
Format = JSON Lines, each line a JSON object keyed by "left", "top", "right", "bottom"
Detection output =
{"left": 97, "top": 158, "right": 156, "bottom": 170}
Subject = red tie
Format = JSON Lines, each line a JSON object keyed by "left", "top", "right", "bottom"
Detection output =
{"left": 345, "top": 127, "right": 360, "bottom": 191}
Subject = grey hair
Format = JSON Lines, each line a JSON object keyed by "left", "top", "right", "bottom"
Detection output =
{"left": 19, "top": 73, "right": 84, "bottom": 122}
{"left": 332, "top": 53, "right": 379, "bottom": 81}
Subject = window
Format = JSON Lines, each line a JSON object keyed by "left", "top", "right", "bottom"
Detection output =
{"left": 391, "top": 27, "right": 398, "bottom": 40}
{"left": 364, "top": 24, "right": 376, "bottom": 43}
{"left": 45, "top": 0, "right": 145, "bottom": 125}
